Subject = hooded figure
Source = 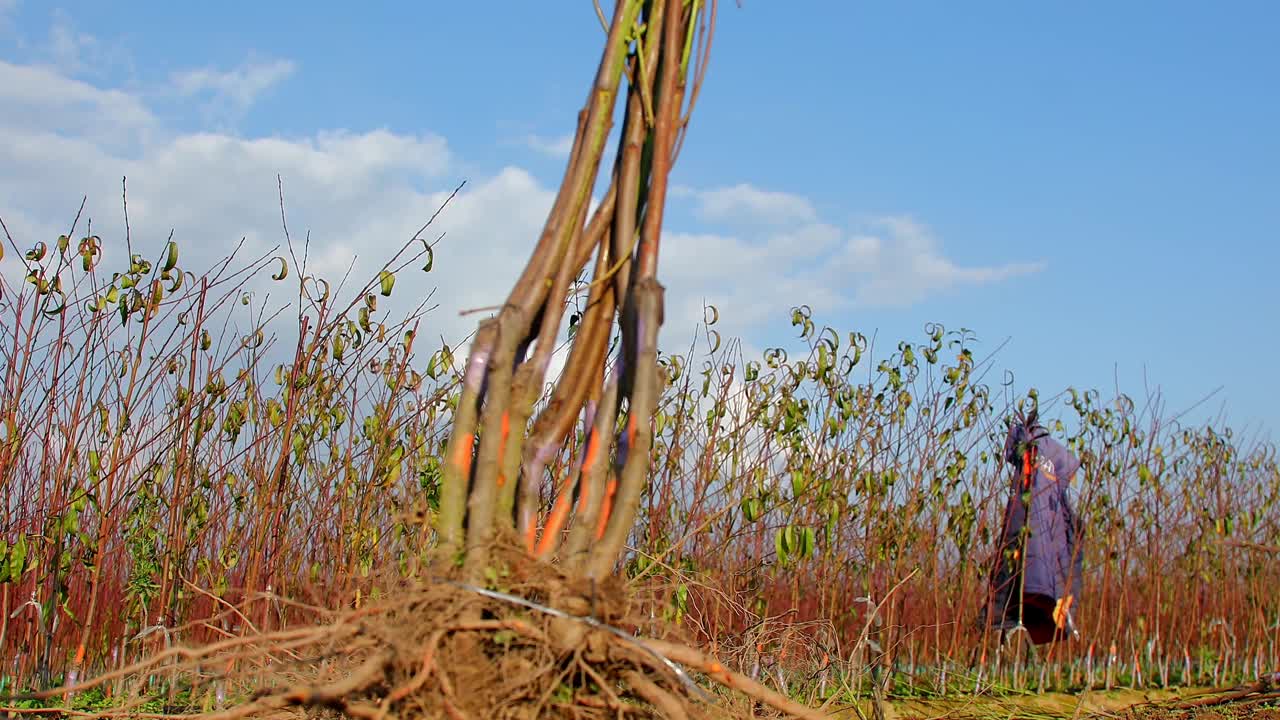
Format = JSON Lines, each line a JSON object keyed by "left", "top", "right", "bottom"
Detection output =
{"left": 986, "top": 415, "right": 1084, "bottom": 645}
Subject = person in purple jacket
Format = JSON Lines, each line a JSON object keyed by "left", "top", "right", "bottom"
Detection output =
{"left": 986, "top": 410, "right": 1085, "bottom": 646}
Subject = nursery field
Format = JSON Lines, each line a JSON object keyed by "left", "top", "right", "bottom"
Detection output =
{"left": 1, "top": 220, "right": 1277, "bottom": 717}
{"left": 2, "top": 2, "right": 1278, "bottom": 718}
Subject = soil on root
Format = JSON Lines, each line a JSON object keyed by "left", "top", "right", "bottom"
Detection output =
{"left": 34, "top": 541, "right": 820, "bottom": 720}
{"left": 198, "top": 544, "right": 721, "bottom": 719}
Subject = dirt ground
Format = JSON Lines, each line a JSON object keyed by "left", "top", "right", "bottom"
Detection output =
{"left": 859, "top": 686, "right": 1280, "bottom": 720}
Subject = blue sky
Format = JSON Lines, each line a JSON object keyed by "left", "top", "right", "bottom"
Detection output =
{"left": 0, "top": 2, "right": 1276, "bottom": 437}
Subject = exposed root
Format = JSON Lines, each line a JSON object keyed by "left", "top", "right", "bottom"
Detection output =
{"left": 639, "top": 639, "right": 827, "bottom": 720}
{"left": 11, "top": 547, "right": 827, "bottom": 719}
{"left": 624, "top": 671, "right": 689, "bottom": 720}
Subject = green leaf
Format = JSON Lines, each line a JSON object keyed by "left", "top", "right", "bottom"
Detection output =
{"left": 11, "top": 535, "right": 28, "bottom": 579}
{"left": 799, "top": 526, "right": 816, "bottom": 559}
{"left": 272, "top": 256, "right": 289, "bottom": 281}
{"left": 422, "top": 246, "right": 434, "bottom": 272}
{"left": 163, "top": 241, "right": 179, "bottom": 272}
{"left": 790, "top": 469, "right": 809, "bottom": 498}
{"left": 379, "top": 270, "right": 396, "bottom": 296}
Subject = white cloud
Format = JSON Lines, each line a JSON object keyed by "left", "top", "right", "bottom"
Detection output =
{"left": 657, "top": 206, "right": 1044, "bottom": 348}
{"left": 523, "top": 133, "right": 575, "bottom": 159}
{"left": 835, "top": 215, "right": 1047, "bottom": 307}
{"left": 0, "top": 60, "right": 154, "bottom": 148}
{"left": 0, "top": 55, "right": 551, "bottom": 362}
{"left": 27, "top": 10, "right": 136, "bottom": 82}
{"left": 48, "top": 9, "right": 96, "bottom": 72}
{"left": 170, "top": 57, "right": 296, "bottom": 125}
{"left": 0, "top": 36, "right": 1043, "bottom": 399}
{"left": 676, "top": 182, "right": 818, "bottom": 226}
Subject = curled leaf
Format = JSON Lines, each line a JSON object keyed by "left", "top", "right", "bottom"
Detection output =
{"left": 426, "top": 344, "right": 453, "bottom": 380}
{"left": 272, "top": 257, "right": 289, "bottom": 281}
{"left": 379, "top": 270, "right": 395, "bottom": 296}
{"left": 704, "top": 304, "right": 719, "bottom": 326}
{"left": 241, "top": 329, "right": 265, "bottom": 349}
{"left": 166, "top": 356, "right": 185, "bottom": 375}
{"left": 41, "top": 291, "right": 67, "bottom": 318}
{"left": 163, "top": 241, "right": 179, "bottom": 272}
{"left": 304, "top": 276, "right": 330, "bottom": 304}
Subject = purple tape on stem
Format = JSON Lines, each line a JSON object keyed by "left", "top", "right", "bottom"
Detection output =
{"left": 463, "top": 346, "right": 490, "bottom": 392}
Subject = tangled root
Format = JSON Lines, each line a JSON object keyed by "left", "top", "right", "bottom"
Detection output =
{"left": 20, "top": 545, "right": 824, "bottom": 720}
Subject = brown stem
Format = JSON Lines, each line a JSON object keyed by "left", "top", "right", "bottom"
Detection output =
{"left": 509, "top": 186, "right": 597, "bottom": 549}
{"left": 623, "top": 670, "right": 689, "bottom": 720}
{"left": 588, "top": 278, "right": 664, "bottom": 578}
{"left": 496, "top": 180, "right": 619, "bottom": 529}
{"left": 562, "top": 362, "right": 622, "bottom": 570}
{"left": 436, "top": 319, "right": 498, "bottom": 556}
{"left": 587, "top": 0, "right": 687, "bottom": 579}
{"left": 462, "top": 312, "right": 522, "bottom": 574}
{"left": 526, "top": 241, "right": 617, "bottom": 560}
{"left": 635, "top": 0, "right": 686, "bottom": 283}
{"left": 642, "top": 638, "right": 828, "bottom": 720}
{"left": 444, "top": 0, "right": 642, "bottom": 565}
